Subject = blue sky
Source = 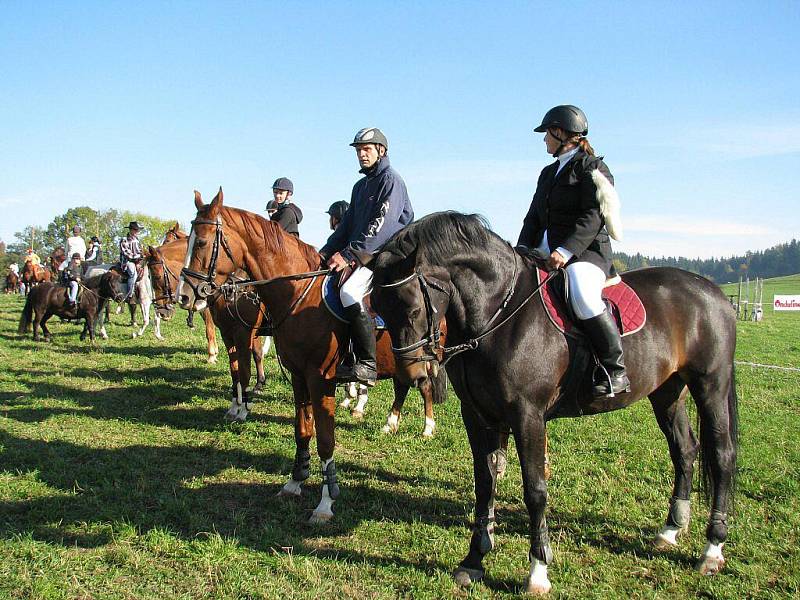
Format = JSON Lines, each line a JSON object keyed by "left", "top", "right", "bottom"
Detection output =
{"left": 1, "top": 1, "right": 798, "bottom": 258}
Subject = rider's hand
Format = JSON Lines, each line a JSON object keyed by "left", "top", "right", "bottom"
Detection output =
{"left": 546, "top": 250, "right": 568, "bottom": 270}
{"left": 327, "top": 252, "right": 352, "bottom": 272}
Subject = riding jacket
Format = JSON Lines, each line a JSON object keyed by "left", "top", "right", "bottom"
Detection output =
{"left": 271, "top": 202, "right": 303, "bottom": 237}
{"left": 517, "top": 149, "right": 615, "bottom": 276}
{"left": 119, "top": 236, "right": 142, "bottom": 264}
{"left": 320, "top": 156, "right": 414, "bottom": 266}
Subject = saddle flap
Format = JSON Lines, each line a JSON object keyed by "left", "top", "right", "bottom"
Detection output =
{"left": 537, "top": 268, "right": 646, "bottom": 337}
{"left": 322, "top": 272, "right": 386, "bottom": 328}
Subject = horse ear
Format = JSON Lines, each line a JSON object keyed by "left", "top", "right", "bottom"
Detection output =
{"left": 172, "top": 222, "right": 179, "bottom": 232}
{"left": 211, "top": 187, "right": 224, "bottom": 207}
{"left": 194, "top": 190, "right": 204, "bottom": 210}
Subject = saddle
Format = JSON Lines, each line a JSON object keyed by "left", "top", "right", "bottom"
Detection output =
{"left": 536, "top": 267, "right": 646, "bottom": 338}
{"left": 322, "top": 272, "right": 386, "bottom": 329}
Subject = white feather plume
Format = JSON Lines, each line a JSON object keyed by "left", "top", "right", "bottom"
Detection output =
{"left": 592, "top": 169, "right": 623, "bottom": 241}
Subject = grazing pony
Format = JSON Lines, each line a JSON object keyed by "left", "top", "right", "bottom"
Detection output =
{"left": 371, "top": 212, "right": 738, "bottom": 595}
{"left": 18, "top": 271, "right": 125, "bottom": 342}
{"left": 178, "top": 189, "right": 448, "bottom": 523}
{"left": 148, "top": 239, "right": 265, "bottom": 417}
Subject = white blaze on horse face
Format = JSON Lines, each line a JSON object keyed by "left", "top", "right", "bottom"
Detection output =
{"left": 176, "top": 229, "right": 197, "bottom": 306}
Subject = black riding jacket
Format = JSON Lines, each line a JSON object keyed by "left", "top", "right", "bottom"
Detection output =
{"left": 517, "top": 149, "right": 615, "bottom": 275}
{"left": 271, "top": 203, "right": 303, "bottom": 237}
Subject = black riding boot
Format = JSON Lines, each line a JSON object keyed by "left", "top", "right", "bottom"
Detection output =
{"left": 582, "top": 310, "right": 631, "bottom": 397}
{"left": 337, "top": 304, "right": 377, "bottom": 387}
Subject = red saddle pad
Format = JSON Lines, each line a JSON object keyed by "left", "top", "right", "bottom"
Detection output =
{"left": 537, "top": 268, "right": 646, "bottom": 337}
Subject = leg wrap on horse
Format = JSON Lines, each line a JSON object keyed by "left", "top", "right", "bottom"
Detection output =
{"left": 292, "top": 448, "right": 311, "bottom": 482}
{"left": 322, "top": 459, "right": 340, "bottom": 500}
{"left": 666, "top": 496, "right": 692, "bottom": 529}
{"left": 706, "top": 510, "right": 728, "bottom": 544}
{"left": 529, "top": 525, "right": 554, "bottom": 564}
{"left": 471, "top": 515, "right": 496, "bottom": 555}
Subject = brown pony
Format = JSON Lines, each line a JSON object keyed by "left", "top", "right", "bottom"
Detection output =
{"left": 48, "top": 247, "right": 66, "bottom": 274}
{"left": 21, "top": 261, "right": 52, "bottom": 290}
{"left": 5, "top": 271, "right": 20, "bottom": 294}
{"left": 162, "top": 222, "right": 188, "bottom": 244}
{"left": 147, "top": 239, "right": 266, "bottom": 417}
{"left": 178, "top": 189, "right": 448, "bottom": 523}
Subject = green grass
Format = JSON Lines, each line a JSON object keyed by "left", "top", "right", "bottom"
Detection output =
{"left": 1, "top": 279, "right": 799, "bottom": 599}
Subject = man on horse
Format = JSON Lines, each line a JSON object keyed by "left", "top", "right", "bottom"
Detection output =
{"left": 320, "top": 127, "right": 414, "bottom": 387}
{"left": 326, "top": 200, "right": 349, "bottom": 231}
{"left": 268, "top": 177, "right": 303, "bottom": 237}
{"left": 518, "top": 105, "right": 629, "bottom": 397}
{"left": 62, "top": 225, "right": 87, "bottom": 270}
{"left": 24, "top": 248, "right": 41, "bottom": 266}
{"left": 61, "top": 252, "right": 83, "bottom": 308}
{"left": 119, "top": 221, "right": 143, "bottom": 303}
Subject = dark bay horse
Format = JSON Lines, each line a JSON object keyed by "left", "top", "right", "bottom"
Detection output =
{"left": 147, "top": 239, "right": 268, "bottom": 420}
{"left": 18, "top": 271, "right": 125, "bottom": 342}
{"left": 21, "top": 261, "right": 52, "bottom": 291}
{"left": 371, "top": 212, "right": 738, "bottom": 595}
{"left": 178, "top": 189, "right": 448, "bottom": 523}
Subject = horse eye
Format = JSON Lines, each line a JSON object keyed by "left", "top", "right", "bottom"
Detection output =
{"left": 196, "top": 239, "right": 208, "bottom": 248}
{"left": 409, "top": 307, "right": 422, "bottom": 319}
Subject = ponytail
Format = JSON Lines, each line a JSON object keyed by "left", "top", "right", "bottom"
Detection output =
{"left": 577, "top": 136, "right": 595, "bottom": 156}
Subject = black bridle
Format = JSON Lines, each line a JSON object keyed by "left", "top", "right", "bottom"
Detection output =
{"left": 180, "top": 217, "right": 238, "bottom": 300}
{"left": 149, "top": 255, "right": 179, "bottom": 305}
{"left": 379, "top": 254, "right": 561, "bottom": 367}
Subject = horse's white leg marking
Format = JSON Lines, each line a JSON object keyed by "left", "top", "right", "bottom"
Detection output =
{"left": 309, "top": 458, "right": 335, "bottom": 524}
{"left": 654, "top": 497, "right": 690, "bottom": 550}
{"left": 696, "top": 542, "right": 725, "bottom": 575}
{"left": 525, "top": 558, "right": 552, "bottom": 595}
{"left": 382, "top": 411, "right": 400, "bottom": 434}
{"left": 278, "top": 477, "right": 303, "bottom": 497}
{"left": 340, "top": 382, "right": 356, "bottom": 409}
{"left": 422, "top": 416, "right": 436, "bottom": 438}
{"left": 351, "top": 387, "right": 368, "bottom": 419}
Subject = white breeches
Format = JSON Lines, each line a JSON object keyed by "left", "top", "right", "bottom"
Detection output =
{"left": 565, "top": 262, "right": 607, "bottom": 320}
{"left": 340, "top": 266, "right": 372, "bottom": 308}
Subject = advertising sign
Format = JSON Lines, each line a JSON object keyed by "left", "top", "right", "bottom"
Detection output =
{"left": 773, "top": 295, "right": 800, "bottom": 311}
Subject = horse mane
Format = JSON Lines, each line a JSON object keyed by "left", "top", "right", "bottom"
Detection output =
{"left": 214, "top": 205, "right": 321, "bottom": 270}
{"left": 376, "top": 211, "right": 495, "bottom": 269}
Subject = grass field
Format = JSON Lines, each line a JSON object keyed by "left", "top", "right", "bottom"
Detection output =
{"left": 1, "top": 274, "right": 799, "bottom": 599}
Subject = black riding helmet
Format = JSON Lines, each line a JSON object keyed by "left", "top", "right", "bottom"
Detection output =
{"left": 534, "top": 105, "right": 589, "bottom": 136}
{"left": 272, "top": 177, "right": 294, "bottom": 193}
{"left": 350, "top": 127, "right": 388, "bottom": 151}
{"left": 326, "top": 200, "right": 349, "bottom": 221}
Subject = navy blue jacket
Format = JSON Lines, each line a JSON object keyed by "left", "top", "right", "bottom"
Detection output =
{"left": 320, "top": 157, "right": 413, "bottom": 265}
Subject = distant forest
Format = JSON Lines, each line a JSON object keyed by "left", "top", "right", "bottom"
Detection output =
{"left": 613, "top": 239, "right": 800, "bottom": 283}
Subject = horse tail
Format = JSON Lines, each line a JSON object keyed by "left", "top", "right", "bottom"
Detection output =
{"left": 430, "top": 366, "right": 449, "bottom": 404}
{"left": 697, "top": 362, "right": 738, "bottom": 511}
{"left": 18, "top": 293, "right": 33, "bottom": 334}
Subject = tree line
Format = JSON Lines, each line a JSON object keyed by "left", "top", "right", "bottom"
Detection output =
{"left": 0, "top": 206, "right": 181, "bottom": 271}
{"left": 613, "top": 238, "right": 800, "bottom": 283}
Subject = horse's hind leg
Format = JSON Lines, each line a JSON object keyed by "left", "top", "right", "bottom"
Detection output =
{"left": 453, "top": 401, "right": 504, "bottom": 589}
{"left": 649, "top": 374, "right": 698, "bottom": 550}
{"left": 417, "top": 377, "right": 437, "bottom": 437}
{"left": 383, "top": 378, "right": 409, "bottom": 434}
{"left": 687, "top": 366, "right": 737, "bottom": 575}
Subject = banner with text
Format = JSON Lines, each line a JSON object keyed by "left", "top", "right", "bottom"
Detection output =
{"left": 773, "top": 295, "right": 800, "bottom": 311}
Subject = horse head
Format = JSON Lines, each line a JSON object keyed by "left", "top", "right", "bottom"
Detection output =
{"left": 179, "top": 188, "right": 243, "bottom": 311}
{"left": 147, "top": 244, "right": 179, "bottom": 319}
{"left": 100, "top": 270, "right": 126, "bottom": 303}
{"left": 373, "top": 222, "right": 454, "bottom": 387}
{"left": 162, "top": 222, "right": 187, "bottom": 244}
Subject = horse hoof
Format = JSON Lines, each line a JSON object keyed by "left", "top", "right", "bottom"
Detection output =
{"left": 207, "top": 355, "right": 218, "bottom": 364}
{"left": 453, "top": 566, "right": 484, "bottom": 588}
{"left": 351, "top": 410, "right": 364, "bottom": 421}
{"left": 340, "top": 398, "right": 352, "bottom": 410}
{"left": 381, "top": 424, "right": 396, "bottom": 434}
{"left": 695, "top": 555, "right": 725, "bottom": 576}
{"left": 653, "top": 534, "right": 678, "bottom": 552}
{"left": 276, "top": 488, "right": 301, "bottom": 499}
{"left": 131, "top": 332, "right": 138, "bottom": 339}
{"left": 155, "top": 334, "right": 164, "bottom": 341}
{"left": 525, "top": 580, "right": 552, "bottom": 596}
{"left": 308, "top": 510, "right": 333, "bottom": 525}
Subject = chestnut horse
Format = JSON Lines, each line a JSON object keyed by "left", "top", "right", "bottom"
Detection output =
{"left": 147, "top": 239, "right": 268, "bottom": 418}
{"left": 371, "top": 212, "right": 738, "bottom": 594}
{"left": 20, "top": 260, "right": 51, "bottom": 292}
{"left": 178, "top": 189, "right": 448, "bottom": 523}
{"left": 162, "top": 222, "right": 188, "bottom": 244}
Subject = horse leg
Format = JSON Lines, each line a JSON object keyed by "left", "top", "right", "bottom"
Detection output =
{"left": 278, "top": 373, "right": 315, "bottom": 499}
{"left": 382, "top": 378, "right": 409, "bottom": 434}
{"left": 352, "top": 384, "right": 369, "bottom": 419}
{"left": 687, "top": 367, "right": 737, "bottom": 575}
{"left": 40, "top": 314, "right": 53, "bottom": 342}
{"left": 128, "top": 302, "right": 136, "bottom": 325}
{"left": 308, "top": 377, "right": 338, "bottom": 524}
{"left": 496, "top": 430, "right": 510, "bottom": 479}
{"left": 512, "top": 409, "right": 552, "bottom": 595}
{"left": 222, "top": 330, "right": 243, "bottom": 422}
{"left": 87, "top": 309, "right": 96, "bottom": 344}
{"left": 252, "top": 335, "right": 266, "bottom": 394}
{"left": 453, "top": 401, "right": 502, "bottom": 588}
{"left": 97, "top": 300, "right": 109, "bottom": 339}
{"left": 231, "top": 328, "right": 254, "bottom": 422}
{"left": 340, "top": 381, "right": 357, "bottom": 410}
{"left": 649, "top": 375, "right": 698, "bottom": 550}
{"left": 417, "top": 377, "right": 437, "bottom": 437}
{"left": 201, "top": 308, "right": 219, "bottom": 363}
